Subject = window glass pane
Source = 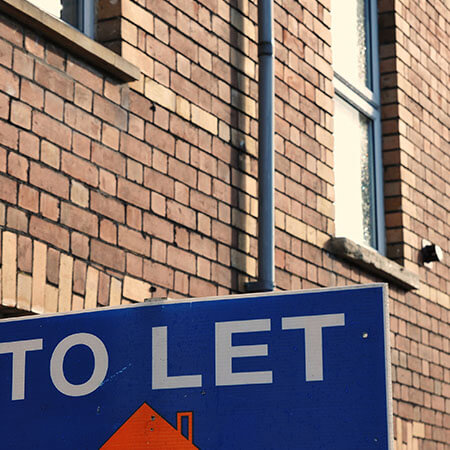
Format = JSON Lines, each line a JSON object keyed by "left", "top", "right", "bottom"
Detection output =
{"left": 331, "top": 0, "right": 369, "bottom": 89}
{"left": 27, "top": 1, "right": 80, "bottom": 30}
{"left": 334, "top": 96, "right": 375, "bottom": 247}
{"left": 61, "top": 0, "right": 80, "bottom": 29}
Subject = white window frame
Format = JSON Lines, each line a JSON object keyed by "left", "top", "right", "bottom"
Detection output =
{"left": 333, "top": 0, "right": 386, "bottom": 254}
{"left": 79, "top": 0, "right": 95, "bottom": 39}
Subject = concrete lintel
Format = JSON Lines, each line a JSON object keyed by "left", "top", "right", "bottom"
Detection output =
{"left": 0, "top": 0, "right": 141, "bottom": 82}
{"left": 327, "top": 237, "right": 420, "bottom": 291}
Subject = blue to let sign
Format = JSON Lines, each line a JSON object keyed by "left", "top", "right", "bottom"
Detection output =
{"left": 0, "top": 284, "right": 392, "bottom": 449}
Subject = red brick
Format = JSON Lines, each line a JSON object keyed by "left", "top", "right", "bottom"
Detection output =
{"left": 167, "top": 199, "right": 196, "bottom": 229}
{"left": 72, "top": 132, "right": 91, "bottom": 160}
{"left": 71, "top": 231, "right": 89, "bottom": 258}
{"left": 0, "top": 173, "right": 17, "bottom": 203}
{"left": 190, "top": 190, "right": 218, "bottom": 217}
{"left": 0, "top": 65, "right": 19, "bottom": 97}
{"left": 44, "top": 91, "right": 64, "bottom": 120}
{"left": 143, "top": 260, "right": 174, "bottom": 289}
{"left": 18, "top": 185, "right": 38, "bottom": 212}
{"left": 93, "top": 94, "right": 127, "bottom": 130}
{"left": 126, "top": 253, "right": 143, "bottom": 278}
{"left": 100, "top": 219, "right": 117, "bottom": 244}
{"left": 118, "top": 225, "right": 150, "bottom": 256}
{"left": 34, "top": 60, "right": 74, "bottom": 100}
{"left": 101, "top": 123, "right": 120, "bottom": 149}
{"left": 189, "top": 277, "right": 216, "bottom": 298}
{"left": 145, "top": 123, "right": 175, "bottom": 155}
{"left": 40, "top": 192, "right": 60, "bottom": 221}
{"left": 64, "top": 103, "right": 101, "bottom": 140}
{"left": 91, "top": 190, "right": 125, "bottom": 223}
{"left": 143, "top": 213, "right": 174, "bottom": 242}
{"left": 30, "top": 162, "right": 69, "bottom": 199}
{"left": 143, "top": 168, "right": 174, "bottom": 197}
{"left": 29, "top": 216, "right": 69, "bottom": 251}
{"left": 20, "top": 79, "right": 44, "bottom": 109}
{"left": 0, "top": 146, "right": 5, "bottom": 172}
{"left": 167, "top": 246, "right": 196, "bottom": 275}
{"left": 0, "top": 33, "right": 12, "bottom": 62}
{"left": 73, "top": 260, "right": 87, "bottom": 295}
{"left": 17, "top": 235, "right": 32, "bottom": 273}
{"left": 117, "top": 178, "right": 150, "bottom": 209}
{"left": 91, "top": 239, "right": 125, "bottom": 272}
{"left": 0, "top": 120, "right": 19, "bottom": 149}
{"left": 6, "top": 206, "right": 27, "bottom": 232}
{"left": 168, "top": 158, "right": 197, "bottom": 188}
{"left": 92, "top": 142, "right": 125, "bottom": 176}
{"left": 24, "top": 31, "right": 44, "bottom": 58}
{"left": 7, "top": 151, "right": 28, "bottom": 181}
{"left": 10, "top": 100, "right": 31, "bottom": 129}
{"left": 0, "top": 92, "right": 9, "bottom": 119}
{"left": 120, "top": 132, "right": 151, "bottom": 166}
{"left": 190, "top": 233, "right": 216, "bottom": 260}
{"left": 61, "top": 151, "right": 99, "bottom": 187}
{"left": 61, "top": 202, "right": 98, "bottom": 237}
{"left": 67, "top": 58, "right": 103, "bottom": 93}
{"left": 46, "top": 248, "right": 60, "bottom": 285}
{"left": 99, "top": 169, "right": 116, "bottom": 196}
{"left": 126, "top": 205, "right": 142, "bottom": 230}
{"left": 97, "top": 272, "right": 110, "bottom": 306}
{"left": 19, "top": 130, "right": 39, "bottom": 160}
{"left": 32, "top": 111, "right": 71, "bottom": 149}
{"left": 74, "top": 83, "right": 93, "bottom": 112}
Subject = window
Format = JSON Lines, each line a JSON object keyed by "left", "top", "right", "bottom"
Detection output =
{"left": 331, "top": 0, "right": 385, "bottom": 253}
{"left": 27, "top": 0, "right": 95, "bottom": 38}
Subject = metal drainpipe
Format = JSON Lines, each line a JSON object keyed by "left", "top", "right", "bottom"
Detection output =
{"left": 246, "top": 0, "right": 274, "bottom": 292}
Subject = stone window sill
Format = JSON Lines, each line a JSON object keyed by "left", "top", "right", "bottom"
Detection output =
{"left": 0, "top": 0, "right": 140, "bottom": 82}
{"left": 326, "top": 237, "right": 420, "bottom": 290}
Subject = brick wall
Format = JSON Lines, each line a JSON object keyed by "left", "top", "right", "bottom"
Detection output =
{"left": 0, "top": 0, "right": 448, "bottom": 448}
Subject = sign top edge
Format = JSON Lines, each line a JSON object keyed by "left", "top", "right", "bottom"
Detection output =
{"left": 0, "top": 282, "right": 387, "bottom": 324}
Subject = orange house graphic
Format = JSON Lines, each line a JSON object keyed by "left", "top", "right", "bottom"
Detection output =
{"left": 101, "top": 403, "right": 199, "bottom": 449}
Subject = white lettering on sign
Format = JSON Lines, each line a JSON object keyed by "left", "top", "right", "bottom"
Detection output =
{"left": 50, "top": 333, "right": 109, "bottom": 397}
{"left": 215, "top": 319, "right": 272, "bottom": 386}
{"left": 0, "top": 339, "right": 43, "bottom": 400}
{"left": 282, "top": 313, "right": 345, "bottom": 381}
{"left": 0, "top": 313, "right": 346, "bottom": 400}
{"left": 152, "top": 326, "right": 202, "bottom": 389}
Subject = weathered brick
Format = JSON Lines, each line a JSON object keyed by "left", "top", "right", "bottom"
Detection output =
{"left": 30, "top": 162, "right": 69, "bottom": 199}
{"left": 40, "top": 192, "right": 60, "bottom": 221}
{"left": 35, "top": 60, "right": 74, "bottom": 100}
{"left": 0, "top": 120, "right": 19, "bottom": 149}
{"left": 0, "top": 65, "right": 19, "bottom": 97}
{"left": 120, "top": 132, "right": 151, "bottom": 166}
{"left": 17, "top": 235, "right": 32, "bottom": 273}
{"left": 20, "top": 79, "right": 44, "bottom": 109}
{"left": 7, "top": 151, "right": 28, "bottom": 181}
{"left": 29, "top": 216, "right": 69, "bottom": 250}
{"left": 93, "top": 94, "right": 127, "bottom": 130}
{"left": 0, "top": 173, "right": 17, "bottom": 203}
{"left": 118, "top": 225, "right": 150, "bottom": 256}
{"left": 91, "top": 190, "right": 125, "bottom": 223}
{"left": 64, "top": 103, "right": 101, "bottom": 140}
{"left": 6, "top": 206, "right": 27, "bottom": 232}
{"left": 117, "top": 177, "right": 150, "bottom": 209}
{"left": 61, "top": 202, "right": 98, "bottom": 237}
{"left": 32, "top": 111, "right": 71, "bottom": 149}
{"left": 61, "top": 151, "right": 99, "bottom": 187}
{"left": 91, "top": 239, "right": 125, "bottom": 272}
{"left": 92, "top": 142, "right": 126, "bottom": 176}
